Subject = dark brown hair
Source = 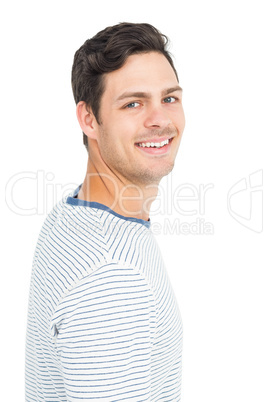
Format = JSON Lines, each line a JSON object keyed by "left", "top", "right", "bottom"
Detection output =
{"left": 71, "top": 22, "right": 178, "bottom": 151}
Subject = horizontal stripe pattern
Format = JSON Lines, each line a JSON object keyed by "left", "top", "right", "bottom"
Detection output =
{"left": 26, "top": 186, "right": 183, "bottom": 401}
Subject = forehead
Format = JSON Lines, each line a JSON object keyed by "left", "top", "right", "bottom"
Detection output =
{"left": 103, "top": 52, "right": 179, "bottom": 99}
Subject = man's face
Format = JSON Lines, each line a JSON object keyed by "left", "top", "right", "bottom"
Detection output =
{"left": 94, "top": 51, "right": 185, "bottom": 187}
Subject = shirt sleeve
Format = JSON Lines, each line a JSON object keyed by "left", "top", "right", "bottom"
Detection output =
{"left": 50, "top": 263, "right": 156, "bottom": 401}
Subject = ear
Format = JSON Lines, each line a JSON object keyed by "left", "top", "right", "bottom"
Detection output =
{"left": 76, "top": 101, "right": 99, "bottom": 140}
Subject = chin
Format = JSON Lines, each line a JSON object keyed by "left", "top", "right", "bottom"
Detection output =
{"left": 138, "top": 163, "right": 175, "bottom": 186}
{"left": 157, "top": 161, "right": 175, "bottom": 178}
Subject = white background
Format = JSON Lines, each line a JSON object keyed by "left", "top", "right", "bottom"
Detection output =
{"left": 1, "top": 0, "right": 267, "bottom": 400}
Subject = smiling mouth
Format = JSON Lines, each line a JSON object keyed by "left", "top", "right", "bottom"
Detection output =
{"left": 136, "top": 138, "right": 173, "bottom": 148}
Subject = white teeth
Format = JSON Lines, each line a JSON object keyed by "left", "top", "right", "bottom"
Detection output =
{"left": 138, "top": 139, "right": 170, "bottom": 148}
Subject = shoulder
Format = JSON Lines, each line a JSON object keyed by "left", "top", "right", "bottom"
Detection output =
{"left": 50, "top": 262, "right": 157, "bottom": 342}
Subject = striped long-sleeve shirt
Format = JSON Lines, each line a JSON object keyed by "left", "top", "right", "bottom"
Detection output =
{"left": 25, "top": 185, "right": 183, "bottom": 401}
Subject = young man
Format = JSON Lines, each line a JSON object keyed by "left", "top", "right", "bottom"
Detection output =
{"left": 26, "top": 23, "right": 185, "bottom": 401}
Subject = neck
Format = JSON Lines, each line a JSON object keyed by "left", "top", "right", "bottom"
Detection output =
{"left": 78, "top": 157, "right": 159, "bottom": 221}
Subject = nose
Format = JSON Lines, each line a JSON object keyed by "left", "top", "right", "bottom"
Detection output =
{"left": 143, "top": 104, "right": 171, "bottom": 129}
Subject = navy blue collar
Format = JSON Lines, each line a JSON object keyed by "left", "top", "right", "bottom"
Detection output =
{"left": 66, "top": 185, "right": 151, "bottom": 229}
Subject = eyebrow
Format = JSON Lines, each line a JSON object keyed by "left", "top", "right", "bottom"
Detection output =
{"left": 115, "top": 85, "right": 183, "bottom": 102}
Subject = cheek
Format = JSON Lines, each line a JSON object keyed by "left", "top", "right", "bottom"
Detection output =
{"left": 98, "top": 126, "right": 126, "bottom": 156}
{"left": 99, "top": 114, "right": 139, "bottom": 150}
{"left": 173, "top": 108, "right": 185, "bottom": 132}
{"left": 179, "top": 107, "right": 186, "bottom": 126}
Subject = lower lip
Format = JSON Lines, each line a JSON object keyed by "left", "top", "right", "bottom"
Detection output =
{"left": 135, "top": 138, "right": 173, "bottom": 155}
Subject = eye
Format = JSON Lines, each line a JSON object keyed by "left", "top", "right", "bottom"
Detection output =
{"left": 125, "top": 102, "right": 140, "bottom": 109}
{"left": 163, "top": 96, "right": 177, "bottom": 103}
